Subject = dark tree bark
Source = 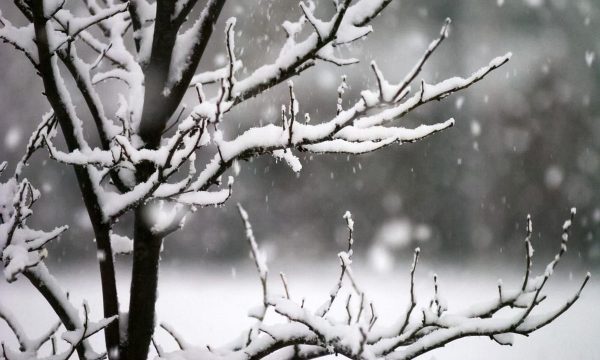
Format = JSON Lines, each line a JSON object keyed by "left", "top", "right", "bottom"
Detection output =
{"left": 138, "top": 0, "right": 179, "bottom": 148}
{"left": 123, "top": 203, "right": 164, "bottom": 360}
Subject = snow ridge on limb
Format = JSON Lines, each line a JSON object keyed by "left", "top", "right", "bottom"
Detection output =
{"left": 154, "top": 210, "right": 588, "bottom": 360}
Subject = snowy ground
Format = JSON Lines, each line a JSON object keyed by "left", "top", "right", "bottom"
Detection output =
{"left": 1, "top": 260, "right": 598, "bottom": 360}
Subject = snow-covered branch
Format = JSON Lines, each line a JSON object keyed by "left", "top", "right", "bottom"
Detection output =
{"left": 1, "top": 296, "right": 117, "bottom": 360}
{"left": 188, "top": 19, "right": 509, "bottom": 192}
{"left": 0, "top": 164, "right": 109, "bottom": 359}
{"left": 50, "top": 2, "right": 129, "bottom": 54}
{"left": 237, "top": 204, "right": 269, "bottom": 322}
{"left": 153, "top": 209, "right": 588, "bottom": 360}
{"left": 0, "top": 12, "right": 38, "bottom": 66}
{"left": 0, "top": 172, "right": 63, "bottom": 282}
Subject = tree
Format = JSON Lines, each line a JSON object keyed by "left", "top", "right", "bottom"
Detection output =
{"left": 0, "top": 1, "right": 589, "bottom": 360}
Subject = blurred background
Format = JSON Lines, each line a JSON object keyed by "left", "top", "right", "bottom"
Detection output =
{"left": 1, "top": 0, "right": 600, "bottom": 358}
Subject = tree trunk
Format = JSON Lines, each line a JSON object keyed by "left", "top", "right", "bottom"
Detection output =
{"left": 123, "top": 203, "right": 163, "bottom": 360}
{"left": 94, "top": 223, "right": 121, "bottom": 359}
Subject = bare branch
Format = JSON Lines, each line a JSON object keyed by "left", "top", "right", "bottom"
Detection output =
{"left": 160, "top": 323, "right": 189, "bottom": 350}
